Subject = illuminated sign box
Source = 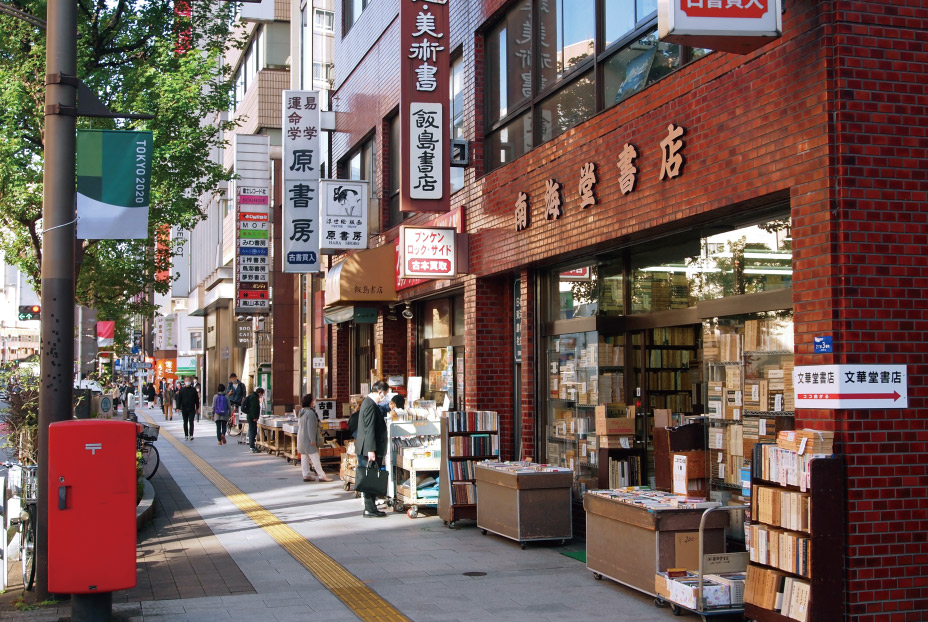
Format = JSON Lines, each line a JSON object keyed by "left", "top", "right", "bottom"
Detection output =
{"left": 399, "top": 226, "right": 457, "bottom": 279}
{"left": 657, "top": 0, "right": 782, "bottom": 55}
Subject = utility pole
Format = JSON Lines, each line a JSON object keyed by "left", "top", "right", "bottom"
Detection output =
{"left": 36, "top": 0, "right": 77, "bottom": 602}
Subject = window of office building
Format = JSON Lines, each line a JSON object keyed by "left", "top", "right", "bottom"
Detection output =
{"left": 315, "top": 8, "right": 334, "bottom": 31}
{"left": 485, "top": 0, "right": 707, "bottom": 172}
{"left": 387, "top": 114, "right": 408, "bottom": 228}
{"left": 190, "top": 331, "right": 203, "bottom": 351}
{"left": 344, "top": 0, "right": 368, "bottom": 33}
{"left": 450, "top": 55, "right": 465, "bottom": 194}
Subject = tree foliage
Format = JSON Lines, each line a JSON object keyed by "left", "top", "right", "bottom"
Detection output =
{"left": 0, "top": 0, "right": 242, "bottom": 332}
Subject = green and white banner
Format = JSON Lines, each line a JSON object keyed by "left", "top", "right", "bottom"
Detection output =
{"left": 76, "top": 129, "right": 153, "bottom": 240}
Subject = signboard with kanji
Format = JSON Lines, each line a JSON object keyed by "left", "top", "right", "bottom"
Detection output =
{"left": 319, "top": 179, "right": 369, "bottom": 253}
{"left": 315, "top": 400, "right": 336, "bottom": 420}
{"left": 400, "top": 0, "right": 449, "bottom": 212}
{"left": 282, "top": 90, "right": 322, "bottom": 273}
{"left": 399, "top": 226, "right": 456, "bottom": 279}
{"left": 793, "top": 364, "right": 908, "bottom": 410}
{"left": 657, "top": 0, "right": 782, "bottom": 55}
{"left": 234, "top": 134, "right": 271, "bottom": 313}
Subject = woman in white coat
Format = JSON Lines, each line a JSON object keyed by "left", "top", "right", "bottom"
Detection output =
{"left": 297, "top": 394, "right": 333, "bottom": 482}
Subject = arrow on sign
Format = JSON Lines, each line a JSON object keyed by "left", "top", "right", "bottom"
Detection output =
{"left": 799, "top": 391, "right": 902, "bottom": 401}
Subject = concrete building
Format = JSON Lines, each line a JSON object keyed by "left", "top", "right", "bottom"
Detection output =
{"left": 0, "top": 255, "right": 40, "bottom": 364}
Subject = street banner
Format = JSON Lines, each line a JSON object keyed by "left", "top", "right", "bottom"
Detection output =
{"left": 76, "top": 129, "right": 153, "bottom": 239}
{"left": 97, "top": 321, "right": 115, "bottom": 347}
{"left": 319, "top": 179, "right": 369, "bottom": 253}
{"left": 282, "top": 90, "right": 322, "bottom": 273}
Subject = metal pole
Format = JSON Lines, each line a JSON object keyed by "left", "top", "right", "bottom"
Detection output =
{"left": 37, "top": 0, "right": 77, "bottom": 599}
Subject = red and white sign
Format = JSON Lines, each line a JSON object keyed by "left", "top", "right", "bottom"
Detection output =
{"left": 560, "top": 267, "right": 592, "bottom": 281}
{"left": 794, "top": 364, "right": 908, "bottom": 410}
{"left": 657, "top": 0, "right": 782, "bottom": 55}
{"left": 396, "top": 207, "right": 463, "bottom": 290}
{"left": 399, "top": 226, "right": 456, "bottom": 279}
{"left": 400, "top": 0, "right": 449, "bottom": 212}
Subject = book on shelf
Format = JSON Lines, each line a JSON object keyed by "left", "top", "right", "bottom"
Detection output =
{"left": 756, "top": 444, "right": 829, "bottom": 490}
{"left": 777, "top": 429, "right": 834, "bottom": 455}
{"left": 447, "top": 410, "right": 498, "bottom": 432}
{"left": 608, "top": 455, "right": 642, "bottom": 487}
{"left": 748, "top": 523, "right": 811, "bottom": 577}
{"left": 448, "top": 433, "right": 500, "bottom": 457}
{"left": 451, "top": 482, "right": 476, "bottom": 504}
{"left": 752, "top": 485, "right": 811, "bottom": 532}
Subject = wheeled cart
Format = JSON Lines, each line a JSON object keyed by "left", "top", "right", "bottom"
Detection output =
{"left": 475, "top": 464, "right": 573, "bottom": 549}
{"left": 652, "top": 506, "right": 749, "bottom": 621}
{"left": 386, "top": 420, "right": 441, "bottom": 518}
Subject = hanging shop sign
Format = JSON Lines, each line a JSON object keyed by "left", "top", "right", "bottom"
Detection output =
{"left": 176, "top": 356, "right": 197, "bottom": 377}
{"left": 76, "top": 129, "right": 153, "bottom": 240}
{"left": 234, "top": 134, "right": 271, "bottom": 313}
{"left": 657, "top": 0, "right": 782, "bottom": 55}
{"left": 395, "top": 207, "right": 464, "bottom": 290}
{"left": 398, "top": 226, "right": 456, "bottom": 279}
{"left": 319, "top": 179, "right": 369, "bottom": 253}
{"left": 793, "top": 364, "right": 908, "bottom": 410}
{"left": 400, "top": 0, "right": 449, "bottom": 212}
{"left": 282, "top": 90, "right": 322, "bottom": 273}
{"left": 235, "top": 320, "right": 253, "bottom": 348}
{"left": 171, "top": 226, "right": 190, "bottom": 297}
{"left": 514, "top": 124, "right": 686, "bottom": 231}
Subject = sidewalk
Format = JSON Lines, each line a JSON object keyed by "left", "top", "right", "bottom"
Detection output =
{"left": 2, "top": 406, "right": 677, "bottom": 621}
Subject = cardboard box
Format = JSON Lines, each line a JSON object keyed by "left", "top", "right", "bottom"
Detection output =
{"left": 597, "top": 418, "right": 636, "bottom": 435}
{"left": 654, "top": 408, "right": 673, "bottom": 429}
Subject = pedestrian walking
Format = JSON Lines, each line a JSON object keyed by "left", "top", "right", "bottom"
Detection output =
{"left": 193, "top": 377, "right": 203, "bottom": 421}
{"left": 164, "top": 381, "right": 175, "bottom": 421}
{"left": 297, "top": 394, "right": 332, "bottom": 482}
{"left": 356, "top": 380, "right": 389, "bottom": 517}
{"left": 176, "top": 377, "right": 200, "bottom": 441}
{"left": 145, "top": 382, "right": 156, "bottom": 409}
{"left": 242, "top": 386, "right": 265, "bottom": 453}
{"left": 212, "top": 383, "right": 231, "bottom": 445}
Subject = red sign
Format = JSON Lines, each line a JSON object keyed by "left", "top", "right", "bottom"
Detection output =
{"left": 239, "top": 212, "right": 269, "bottom": 222}
{"left": 400, "top": 0, "right": 449, "bottom": 213}
{"left": 680, "top": 0, "right": 768, "bottom": 19}
{"left": 239, "top": 290, "right": 269, "bottom": 300}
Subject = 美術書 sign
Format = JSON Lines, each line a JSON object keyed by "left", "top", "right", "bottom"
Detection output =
{"left": 793, "top": 364, "right": 907, "bottom": 409}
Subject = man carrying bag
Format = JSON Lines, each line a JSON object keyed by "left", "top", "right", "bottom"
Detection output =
{"left": 355, "top": 380, "right": 389, "bottom": 517}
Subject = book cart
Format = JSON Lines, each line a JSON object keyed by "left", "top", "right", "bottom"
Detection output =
{"left": 385, "top": 419, "right": 441, "bottom": 518}
{"left": 743, "top": 444, "right": 843, "bottom": 622}
{"left": 652, "top": 505, "right": 750, "bottom": 621}
{"left": 438, "top": 411, "right": 499, "bottom": 529}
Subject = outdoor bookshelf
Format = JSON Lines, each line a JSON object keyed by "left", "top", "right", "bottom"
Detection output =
{"left": 438, "top": 412, "right": 499, "bottom": 528}
{"left": 744, "top": 446, "right": 843, "bottom": 621}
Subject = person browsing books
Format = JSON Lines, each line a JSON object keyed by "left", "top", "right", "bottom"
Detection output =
{"left": 297, "top": 394, "right": 332, "bottom": 482}
{"left": 356, "top": 380, "right": 389, "bottom": 517}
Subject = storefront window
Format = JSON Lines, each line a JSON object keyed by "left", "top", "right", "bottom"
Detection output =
{"left": 554, "top": 266, "right": 599, "bottom": 320}
{"left": 420, "top": 294, "right": 465, "bottom": 410}
{"left": 630, "top": 218, "right": 793, "bottom": 314}
{"left": 423, "top": 299, "right": 451, "bottom": 339}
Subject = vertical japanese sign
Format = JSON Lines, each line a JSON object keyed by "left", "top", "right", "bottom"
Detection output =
{"left": 234, "top": 134, "right": 271, "bottom": 313}
{"left": 319, "top": 179, "right": 369, "bottom": 252}
{"left": 170, "top": 226, "right": 190, "bottom": 297}
{"left": 398, "top": 226, "right": 456, "bottom": 279}
{"left": 400, "top": 0, "right": 449, "bottom": 212}
{"left": 282, "top": 90, "right": 322, "bottom": 272}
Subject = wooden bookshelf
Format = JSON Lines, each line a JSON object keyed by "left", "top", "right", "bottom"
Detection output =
{"left": 744, "top": 446, "right": 843, "bottom": 621}
{"left": 438, "top": 414, "right": 499, "bottom": 528}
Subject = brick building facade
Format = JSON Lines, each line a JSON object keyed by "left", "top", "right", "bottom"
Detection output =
{"left": 323, "top": 1, "right": 928, "bottom": 618}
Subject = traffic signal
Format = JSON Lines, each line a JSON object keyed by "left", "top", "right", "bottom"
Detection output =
{"left": 18, "top": 305, "right": 41, "bottom": 321}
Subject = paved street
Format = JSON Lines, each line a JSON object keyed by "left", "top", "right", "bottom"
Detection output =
{"left": 1, "top": 406, "right": 682, "bottom": 621}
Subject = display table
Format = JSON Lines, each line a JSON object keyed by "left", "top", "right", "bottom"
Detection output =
{"left": 475, "top": 463, "right": 573, "bottom": 548}
{"left": 583, "top": 492, "right": 729, "bottom": 596}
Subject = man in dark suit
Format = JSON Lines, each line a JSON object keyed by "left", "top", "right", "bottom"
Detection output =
{"left": 356, "top": 380, "right": 389, "bottom": 517}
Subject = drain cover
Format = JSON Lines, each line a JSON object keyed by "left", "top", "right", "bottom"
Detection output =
{"left": 462, "top": 571, "right": 487, "bottom": 577}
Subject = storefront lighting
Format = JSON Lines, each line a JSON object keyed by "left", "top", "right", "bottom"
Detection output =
{"left": 402, "top": 308, "right": 414, "bottom": 320}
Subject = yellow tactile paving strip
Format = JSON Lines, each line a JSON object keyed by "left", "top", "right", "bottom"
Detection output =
{"left": 144, "top": 415, "right": 410, "bottom": 622}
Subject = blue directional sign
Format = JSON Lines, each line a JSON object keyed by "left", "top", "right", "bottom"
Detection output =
{"left": 813, "top": 336, "right": 833, "bottom": 353}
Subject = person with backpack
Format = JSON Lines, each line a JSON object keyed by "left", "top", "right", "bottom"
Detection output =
{"left": 212, "top": 383, "right": 231, "bottom": 445}
{"left": 242, "top": 386, "right": 265, "bottom": 453}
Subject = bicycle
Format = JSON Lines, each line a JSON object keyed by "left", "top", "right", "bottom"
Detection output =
{"left": 226, "top": 405, "right": 244, "bottom": 439}
{"left": 137, "top": 422, "right": 161, "bottom": 480}
{"left": 2, "top": 460, "right": 38, "bottom": 591}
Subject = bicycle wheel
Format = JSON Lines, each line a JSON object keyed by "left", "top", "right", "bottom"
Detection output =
{"left": 140, "top": 443, "right": 160, "bottom": 480}
{"left": 227, "top": 413, "right": 242, "bottom": 436}
{"left": 22, "top": 506, "right": 36, "bottom": 591}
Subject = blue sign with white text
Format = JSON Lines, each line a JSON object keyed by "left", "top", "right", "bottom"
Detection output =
{"left": 814, "top": 336, "right": 833, "bottom": 353}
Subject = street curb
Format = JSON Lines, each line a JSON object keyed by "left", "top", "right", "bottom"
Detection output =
{"left": 136, "top": 477, "right": 155, "bottom": 533}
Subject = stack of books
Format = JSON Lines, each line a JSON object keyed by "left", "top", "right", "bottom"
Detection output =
{"left": 777, "top": 429, "right": 834, "bottom": 455}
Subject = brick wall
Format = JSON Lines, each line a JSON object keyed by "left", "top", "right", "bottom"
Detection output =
{"left": 816, "top": 3, "right": 928, "bottom": 619}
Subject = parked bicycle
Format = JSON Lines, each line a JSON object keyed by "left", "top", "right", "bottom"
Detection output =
{"left": 137, "top": 422, "right": 160, "bottom": 480}
{"left": 2, "top": 459, "right": 38, "bottom": 591}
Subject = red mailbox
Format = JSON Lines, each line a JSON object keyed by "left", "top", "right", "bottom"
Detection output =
{"left": 48, "top": 420, "right": 137, "bottom": 593}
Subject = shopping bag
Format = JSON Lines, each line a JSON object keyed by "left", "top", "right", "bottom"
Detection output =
{"left": 355, "top": 463, "right": 388, "bottom": 496}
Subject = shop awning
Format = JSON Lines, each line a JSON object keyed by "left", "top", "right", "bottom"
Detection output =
{"left": 324, "top": 243, "right": 397, "bottom": 307}
{"left": 324, "top": 306, "right": 378, "bottom": 325}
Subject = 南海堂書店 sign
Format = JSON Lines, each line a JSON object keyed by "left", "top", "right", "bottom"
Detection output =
{"left": 793, "top": 364, "right": 908, "bottom": 409}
